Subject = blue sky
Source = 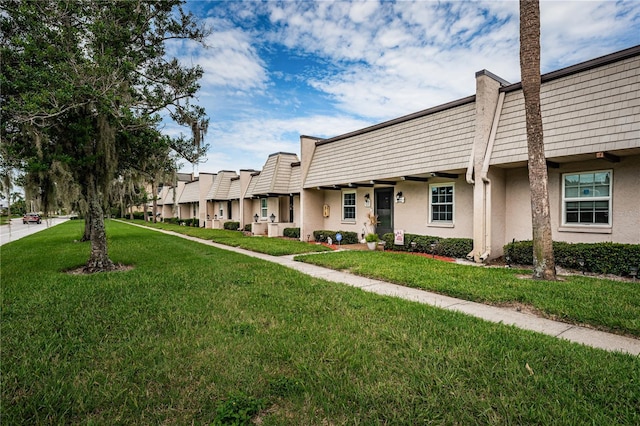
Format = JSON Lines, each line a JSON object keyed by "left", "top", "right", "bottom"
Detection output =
{"left": 164, "top": 0, "right": 640, "bottom": 175}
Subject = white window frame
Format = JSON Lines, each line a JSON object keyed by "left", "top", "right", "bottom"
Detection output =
{"left": 429, "top": 183, "right": 455, "bottom": 224}
{"left": 260, "top": 198, "right": 268, "bottom": 219}
{"left": 561, "top": 170, "right": 612, "bottom": 227}
{"left": 218, "top": 202, "right": 224, "bottom": 218}
{"left": 342, "top": 190, "right": 356, "bottom": 222}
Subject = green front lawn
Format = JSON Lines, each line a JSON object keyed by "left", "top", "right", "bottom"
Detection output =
{"left": 125, "top": 219, "right": 332, "bottom": 256}
{"left": 2, "top": 221, "right": 639, "bottom": 424}
{"left": 295, "top": 250, "right": 640, "bottom": 337}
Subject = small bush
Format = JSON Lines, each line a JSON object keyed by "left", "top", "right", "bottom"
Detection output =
{"left": 381, "top": 233, "right": 472, "bottom": 259}
{"left": 283, "top": 227, "right": 300, "bottom": 239}
{"left": 224, "top": 221, "right": 240, "bottom": 231}
{"left": 504, "top": 240, "right": 640, "bottom": 276}
{"left": 313, "top": 230, "right": 359, "bottom": 244}
{"left": 243, "top": 223, "right": 252, "bottom": 232}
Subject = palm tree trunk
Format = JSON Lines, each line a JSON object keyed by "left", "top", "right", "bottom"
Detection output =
{"left": 520, "top": 0, "right": 556, "bottom": 280}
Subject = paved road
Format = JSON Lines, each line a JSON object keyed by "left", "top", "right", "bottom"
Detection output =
{"left": 0, "top": 217, "right": 70, "bottom": 246}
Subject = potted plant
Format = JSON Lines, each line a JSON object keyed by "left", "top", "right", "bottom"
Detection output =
{"left": 365, "top": 232, "right": 379, "bottom": 250}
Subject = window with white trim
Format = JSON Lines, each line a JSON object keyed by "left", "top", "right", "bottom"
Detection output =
{"left": 562, "top": 170, "right": 611, "bottom": 225}
{"left": 260, "top": 198, "right": 268, "bottom": 219}
{"left": 218, "top": 202, "right": 224, "bottom": 218}
{"left": 342, "top": 191, "right": 356, "bottom": 221}
{"left": 429, "top": 183, "right": 454, "bottom": 223}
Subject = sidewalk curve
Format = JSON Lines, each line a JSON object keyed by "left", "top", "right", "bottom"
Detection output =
{"left": 121, "top": 221, "right": 640, "bottom": 356}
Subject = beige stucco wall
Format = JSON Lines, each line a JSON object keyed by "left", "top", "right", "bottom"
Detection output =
{"left": 301, "top": 182, "right": 474, "bottom": 241}
{"left": 392, "top": 180, "right": 474, "bottom": 238}
{"left": 502, "top": 155, "right": 640, "bottom": 245}
{"left": 178, "top": 202, "right": 198, "bottom": 220}
{"left": 300, "top": 188, "right": 324, "bottom": 241}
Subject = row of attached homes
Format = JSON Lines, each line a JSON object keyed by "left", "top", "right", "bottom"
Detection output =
{"left": 155, "top": 45, "right": 640, "bottom": 262}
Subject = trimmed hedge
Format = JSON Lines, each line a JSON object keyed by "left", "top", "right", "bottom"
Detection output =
{"left": 313, "top": 230, "right": 359, "bottom": 245}
{"left": 244, "top": 223, "right": 252, "bottom": 232}
{"left": 504, "top": 240, "right": 640, "bottom": 276}
{"left": 283, "top": 227, "right": 300, "bottom": 239}
{"left": 223, "top": 221, "right": 240, "bottom": 231}
{"left": 381, "top": 233, "right": 473, "bottom": 259}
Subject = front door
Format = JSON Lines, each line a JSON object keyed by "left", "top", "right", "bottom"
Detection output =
{"left": 374, "top": 188, "right": 393, "bottom": 238}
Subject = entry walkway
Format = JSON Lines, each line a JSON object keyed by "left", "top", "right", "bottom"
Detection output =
{"left": 123, "top": 222, "right": 640, "bottom": 356}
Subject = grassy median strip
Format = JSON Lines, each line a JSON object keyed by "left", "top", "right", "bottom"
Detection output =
{"left": 123, "top": 219, "right": 332, "bottom": 256}
{"left": 295, "top": 250, "right": 640, "bottom": 337}
{"left": 2, "top": 221, "right": 639, "bottom": 424}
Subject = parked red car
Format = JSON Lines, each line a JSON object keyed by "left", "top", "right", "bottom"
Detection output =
{"left": 22, "top": 213, "right": 42, "bottom": 224}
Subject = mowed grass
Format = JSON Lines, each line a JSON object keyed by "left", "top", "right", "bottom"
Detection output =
{"left": 296, "top": 250, "right": 640, "bottom": 338}
{"left": 1, "top": 221, "right": 639, "bottom": 424}
{"left": 124, "top": 219, "right": 332, "bottom": 256}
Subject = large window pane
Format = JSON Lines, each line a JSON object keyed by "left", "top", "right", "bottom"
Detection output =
{"left": 563, "top": 171, "right": 611, "bottom": 226}
{"left": 430, "top": 184, "right": 454, "bottom": 223}
{"left": 343, "top": 192, "right": 355, "bottom": 220}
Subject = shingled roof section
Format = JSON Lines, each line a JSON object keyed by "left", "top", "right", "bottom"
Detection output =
{"left": 178, "top": 180, "right": 200, "bottom": 203}
{"left": 159, "top": 184, "right": 183, "bottom": 205}
{"left": 227, "top": 177, "right": 241, "bottom": 200}
{"left": 205, "top": 171, "right": 238, "bottom": 200}
{"left": 288, "top": 162, "right": 301, "bottom": 194}
{"left": 250, "top": 152, "right": 300, "bottom": 196}
{"left": 245, "top": 171, "right": 261, "bottom": 199}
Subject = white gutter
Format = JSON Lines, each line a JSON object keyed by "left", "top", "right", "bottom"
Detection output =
{"left": 478, "top": 91, "right": 505, "bottom": 262}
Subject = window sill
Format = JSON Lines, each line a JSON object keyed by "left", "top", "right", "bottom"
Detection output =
{"left": 428, "top": 222, "right": 454, "bottom": 228}
{"left": 558, "top": 226, "right": 611, "bottom": 234}
{"left": 341, "top": 220, "right": 356, "bottom": 224}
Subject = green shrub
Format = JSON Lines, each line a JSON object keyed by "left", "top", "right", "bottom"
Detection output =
{"left": 381, "top": 233, "right": 472, "bottom": 259}
{"left": 283, "top": 227, "right": 300, "bottom": 239}
{"left": 243, "top": 223, "right": 252, "bottom": 232}
{"left": 438, "top": 238, "right": 474, "bottom": 258}
{"left": 223, "top": 221, "right": 240, "bottom": 231}
{"left": 504, "top": 240, "right": 640, "bottom": 276}
{"left": 313, "top": 230, "right": 359, "bottom": 244}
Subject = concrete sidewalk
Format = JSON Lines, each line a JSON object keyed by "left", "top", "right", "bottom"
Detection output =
{"left": 123, "top": 221, "right": 640, "bottom": 356}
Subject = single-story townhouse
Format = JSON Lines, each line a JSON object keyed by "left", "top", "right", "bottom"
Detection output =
{"left": 244, "top": 152, "right": 301, "bottom": 236}
{"left": 298, "top": 45, "right": 640, "bottom": 262}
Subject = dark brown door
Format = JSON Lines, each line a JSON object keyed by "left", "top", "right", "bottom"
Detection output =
{"left": 374, "top": 188, "right": 393, "bottom": 237}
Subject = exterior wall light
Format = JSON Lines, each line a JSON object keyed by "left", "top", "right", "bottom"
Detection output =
{"left": 270, "top": 213, "right": 276, "bottom": 223}
{"left": 254, "top": 213, "right": 259, "bottom": 223}
{"left": 395, "top": 191, "right": 404, "bottom": 203}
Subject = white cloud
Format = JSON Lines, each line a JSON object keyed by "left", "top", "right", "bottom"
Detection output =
{"left": 195, "top": 114, "right": 372, "bottom": 173}
{"left": 175, "top": 0, "right": 640, "bottom": 174}
{"left": 169, "top": 17, "right": 269, "bottom": 92}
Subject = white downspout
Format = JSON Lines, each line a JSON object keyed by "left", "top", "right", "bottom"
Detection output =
{"left": 478, "top": 91, "right": 505, "bottom": 262}
{"left": 465, "top": 136, "right": 476, "bottom": 260}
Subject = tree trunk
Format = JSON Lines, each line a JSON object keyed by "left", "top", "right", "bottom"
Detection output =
{"left": 83, "top": 174, "right": 116, "bottom": 273}
{"left": 152, "top": 181, "right": 158, "bottom": 223}
{"left": 520, "top": 0, "right": 556, "bottom": 280}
